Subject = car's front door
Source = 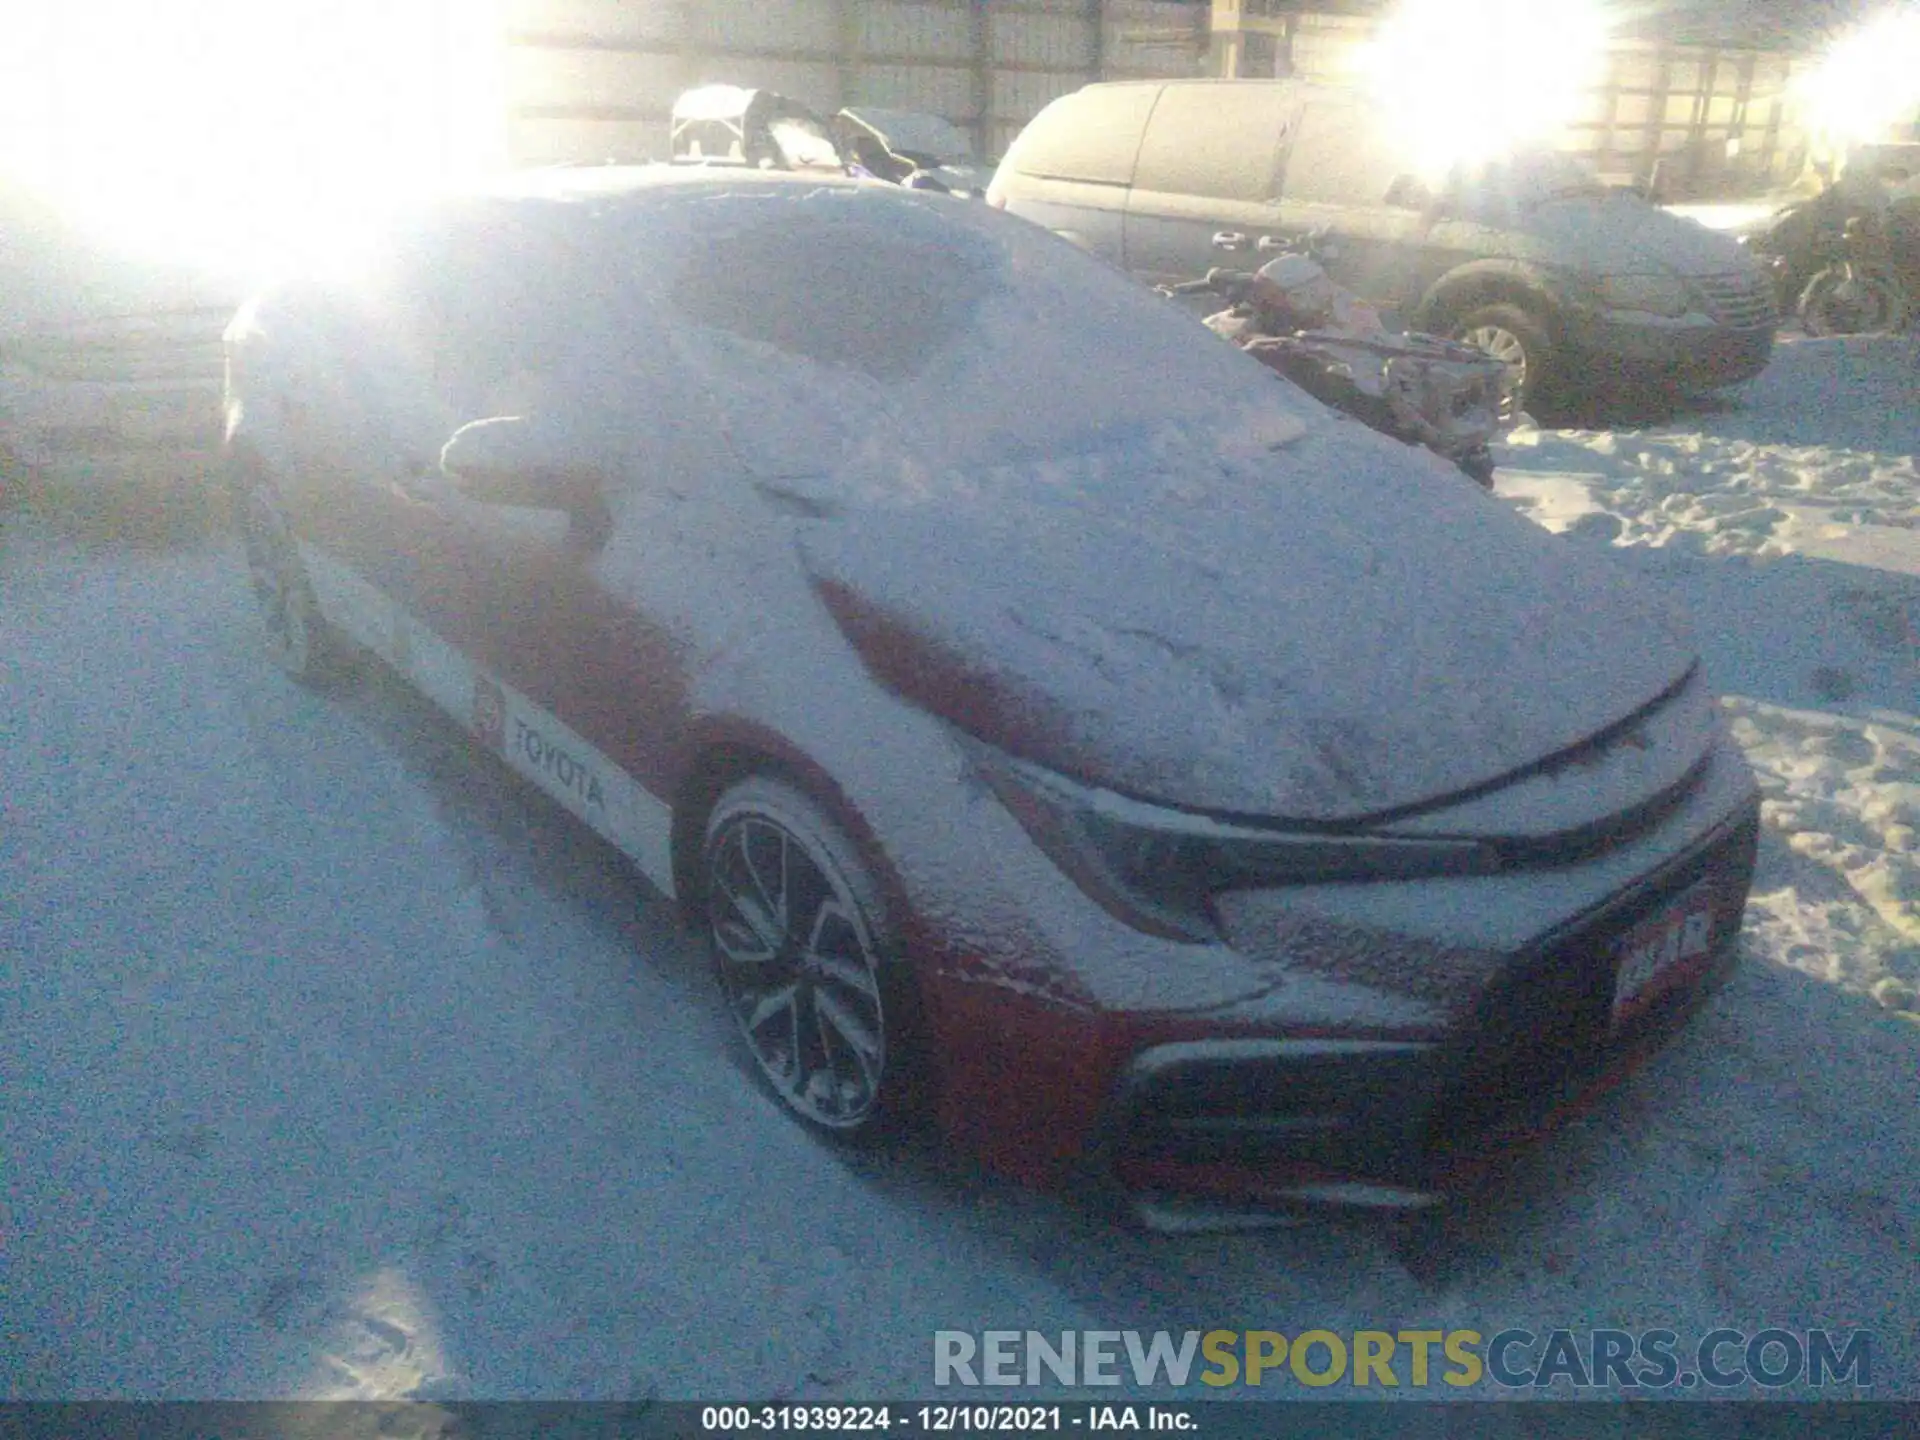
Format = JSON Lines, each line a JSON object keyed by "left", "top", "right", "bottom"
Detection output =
{"left": 1122, "top": 84, "right": 1298, "bottom": 286}
{"left": 380, "top": 213, "right": 705, "bottom": 826}
{"left": 1270, "top": 99, "right": 1436, "bottom": 326}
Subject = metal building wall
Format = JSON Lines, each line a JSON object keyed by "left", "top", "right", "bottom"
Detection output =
{"left": 502, "top": 0, "right": 1207, "bottom": 167}
{"left": 1264, "top": 8, "right": 1812, "bottom": 199}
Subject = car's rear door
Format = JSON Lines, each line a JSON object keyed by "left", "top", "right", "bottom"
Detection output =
{"left": 1121, "top": 83, "right": 1297, "bottom": 285}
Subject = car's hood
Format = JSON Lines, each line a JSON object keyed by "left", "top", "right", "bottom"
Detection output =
{"left": 1664, "top": 196, "right": 1801, "bottom": 238}
{"left": 795, "top": 418, "right": 1699, "bottom": 823}
{"left": 1524, "top": 196, "right": 1756, "bottom": 277}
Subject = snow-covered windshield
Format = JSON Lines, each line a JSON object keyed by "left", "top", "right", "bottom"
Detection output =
{"left": 609, "top": 186, "right": 1316, "bottom": 486}
{"left": 1440, "top": 151, "right": 1614, "bottom": 221}
{"left": 845, "top": 109, "right": 977, "bottom": 165}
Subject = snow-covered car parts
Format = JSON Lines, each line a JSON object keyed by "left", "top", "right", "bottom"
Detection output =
{"left": 222, "top": 169, "right": 1762, "bottom": 1228}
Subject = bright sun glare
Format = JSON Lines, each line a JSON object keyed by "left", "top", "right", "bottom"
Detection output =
{"left": 1359, "top": 0, "right": 1614, "bottom": 178}
{"left": 1792, "top": 5, "right": 1920, "bottom": 151}
{"left": 0, "top": 0, "right": 506, "bottom": 283}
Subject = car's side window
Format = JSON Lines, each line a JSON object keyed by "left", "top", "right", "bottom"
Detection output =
{"left": 1278, "top": 103, "right": 1408, "bottom": 209}
{"left": 1132, "top": 85, "right": 1292, "bottom": 204}
{"left": 397, "top": 213, "right": 581, "bottom": 421}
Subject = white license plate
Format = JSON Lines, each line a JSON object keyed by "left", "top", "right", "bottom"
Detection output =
{"left": 1611, "top": 882, "right": 1717, "bottom": 1028}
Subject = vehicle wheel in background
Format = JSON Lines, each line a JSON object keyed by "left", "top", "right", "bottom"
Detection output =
{"left": 1451, "top": 302, "right": 1556, "bottom": 418}
{"left": 1797, "top": 266, "right": 1910, "bottom": 336}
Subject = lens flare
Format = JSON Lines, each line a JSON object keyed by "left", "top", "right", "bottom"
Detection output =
{"left": 0, "top": 0, "right": 506, "bottom": 285}
{"left": 1359, "top": 0, "right": 1615, "bottom": 177}
{"left": 1792, "top": 6, "right": 1920, "bottom": 152}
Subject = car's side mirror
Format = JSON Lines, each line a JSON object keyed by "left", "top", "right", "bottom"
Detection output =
{"left": 439, "top": 414, "right": 611, "bottom": 543}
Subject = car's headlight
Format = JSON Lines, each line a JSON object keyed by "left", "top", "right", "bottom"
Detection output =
{"left": 970, "top": 744, "right": 1499, "bottom": 941}
{"left": 1598, "top": 273, "right": 1693, "bottom": 318}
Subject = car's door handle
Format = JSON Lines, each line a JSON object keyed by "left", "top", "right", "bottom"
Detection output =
{"left": 1212, "top": 231, "right": 1247, "bottom": 252}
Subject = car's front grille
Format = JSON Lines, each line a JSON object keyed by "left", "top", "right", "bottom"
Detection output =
{"left": 1423, "top": 810, "right": 1759, "bottom": 1167}
{"left": 1694, "top": 271, "right": 1778, "bottom": 329}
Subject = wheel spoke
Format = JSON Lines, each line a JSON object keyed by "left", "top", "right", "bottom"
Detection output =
{"left": 740, "top": 818, "right": 791, "bottom": 941}
{"left": 787, "top": 980, "right": 812, "bottom": 1091}
{"left": 811, "top": 994, "right": 847, "bottom": 1114}
{"left": 713, "top": 835, "right": 784, "bottom": 960}
{"left": 809, "top": 946, "right": 880, "bottom": 1001}
{"left": 805, "top": 898, "right": 880, "bottom": 1000}
{"left": 814, "top": 987, "right": 881, "bottom": 1098}
{"left": 742, "top": 980, "right": 801, "bottom": 1038}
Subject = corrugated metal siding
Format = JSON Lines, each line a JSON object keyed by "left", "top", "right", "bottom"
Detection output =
{"left": 990, "top": 11, "right": 1096, "bottom": 69}
{"left": 505, "top": 0, "right": 684, "bottom": 46}
{"left": 847, "top": 64, "right": 976, "bottom": 116}
{"left": 1254, "top": 9, "right": 1816, "bottom": 197}
{"left": 855, "top": 2, "right": 976, "bottom": 62}
{"left": 506, "top": 46, "right": 684, "bottom": 115}
{"left": 1286, "top": 12, "right": 1373, "bottom": 81}
{"left": 689, "top": 0, "right": 840, "bottom": 54}
{"left": 498, "top": 2, "right": 1823, "bottom": 194}
{"left": 684, "top": 58, "right": 844, "bottom": 109}
{"left": 1105, "top": 0, "right": 1206, "bottom": 77}
{"left": 500, "top": 0, "right": 1208, "bottom": 170}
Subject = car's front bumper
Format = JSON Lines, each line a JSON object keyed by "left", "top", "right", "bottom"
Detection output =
{"left": 1093, "top": 805, "right": 1757, "bottom": 1228}
{"left": 915, "top": 735, "right": 1762, "bottom": 1228}
{"left": 1562, "top": 308, "right": 1775, "bottom": 391}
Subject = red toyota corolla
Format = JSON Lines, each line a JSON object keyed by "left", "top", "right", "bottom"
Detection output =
{"left": 224, "top": 168, "right": 1760, "bottom": 1229}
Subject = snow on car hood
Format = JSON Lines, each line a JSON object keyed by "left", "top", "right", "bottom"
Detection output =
{"left": 795, "top": 416, "right": 1699, "bottom": 824}
{"left": 1522, "top": 195, "right": 1757, "bottom": 279}
{"left": 617, "top": 182, "right": 1695, "bottom": 822}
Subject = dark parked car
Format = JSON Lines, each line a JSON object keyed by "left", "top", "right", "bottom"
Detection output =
{"left": 988, "top": 78, "right": 1778, "bottom": 411}
{"left": 224, "top": 168, "right": 1760, "bottom": 1228}
{"left": 669, "top": 84, "right": 842, "bottom": 171}
{"left": 831, "top": 106, "right": 993, "bottom": 195}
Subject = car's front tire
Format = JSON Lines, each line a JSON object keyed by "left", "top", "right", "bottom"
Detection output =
{"left": 1452, "top": 301, "right": 1554, "bottom": 416}
{"left": 701, "top": 775, "right": 921, "bottom": 1141}
{"left": 237, "top": 473, "right": 353, "bottom": 686}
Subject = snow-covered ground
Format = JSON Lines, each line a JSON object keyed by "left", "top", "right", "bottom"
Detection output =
{"left": 1496, "top": 334, "right": 1920, "bottom": 1012}
{"left": 3, "top": 333, "right": 1918, "bottom": 1406}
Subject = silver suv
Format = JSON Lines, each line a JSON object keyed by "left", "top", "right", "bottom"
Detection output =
{"left": 987, "top": 78, "right": 1777, "bottom": 410}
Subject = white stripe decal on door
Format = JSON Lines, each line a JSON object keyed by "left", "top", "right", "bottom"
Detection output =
{"left": 299, "top": 540, "right": 679, "bottom": 899}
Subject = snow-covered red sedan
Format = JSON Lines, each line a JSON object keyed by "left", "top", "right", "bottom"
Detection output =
{"left": 223, "top": 168, "right": 1760, "bottom": 1228}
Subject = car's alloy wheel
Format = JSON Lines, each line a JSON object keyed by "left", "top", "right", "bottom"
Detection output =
{"left": 1461, "top": 322, "right": 1528, "bottom": 375}
{"left": 239, "top": 480, "right": 345, "bottom": 684}
{"left": 703, "top": 776, "right": 908, "bottom": 1137}
{"left": 1797, "top": 265, "right": 1910, "bottom": 336}
{"left": 1451, "top": 302, "right": 1551, "bottom": 418}
{"left": 1460, "top": 323, "right": 1530, "bottom": 419}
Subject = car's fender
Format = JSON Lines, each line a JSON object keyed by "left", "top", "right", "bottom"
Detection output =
{"left": 1413, "top": 259, "right": 1576, "bottom": 335}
